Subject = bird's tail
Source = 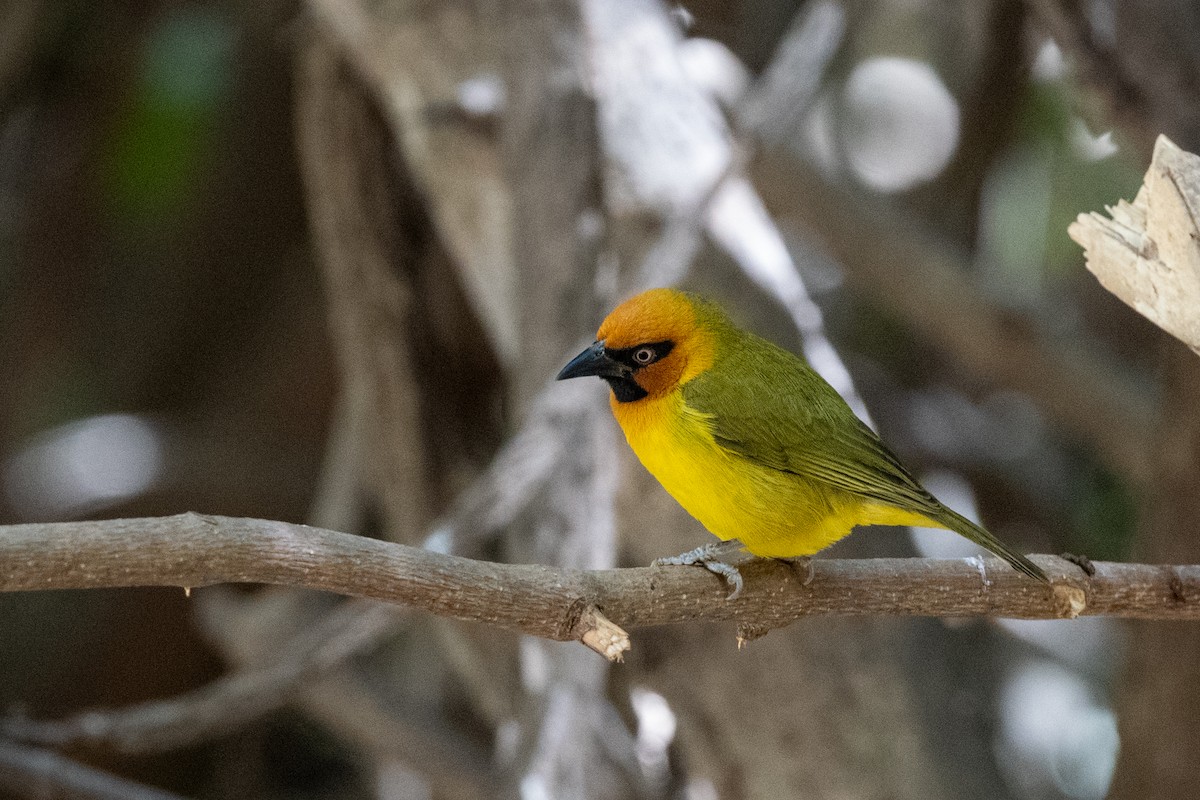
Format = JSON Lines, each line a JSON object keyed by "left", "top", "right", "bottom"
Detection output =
{"left": 933, "top": 506, "right": 1049, "bottom": 583}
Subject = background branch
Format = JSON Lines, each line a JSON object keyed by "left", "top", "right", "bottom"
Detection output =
{"left": 192, "top": 589, "right": 495, "bottom": 800}
{"left": 750, "top": 148, "right": 1157, "bottom": 487}
{"left": 0, "top": 739, "right": 190, "bottom": 800}
{"left": 1, "top": 598, "right": 401, "bottom": 753}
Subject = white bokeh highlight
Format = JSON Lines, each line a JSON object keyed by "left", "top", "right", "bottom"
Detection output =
{"left": 996, "top": 660, "right": 1119, "bottom": 800}
{"left": 4, "top": 414, "right": 165, "bottom": 519}
{"left": 840, "top": 57, "right": 960, "bottom": 192}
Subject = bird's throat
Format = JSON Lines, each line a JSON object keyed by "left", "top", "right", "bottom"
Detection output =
{"left": 604, "top": 376, "right": 648, "bottom": 403}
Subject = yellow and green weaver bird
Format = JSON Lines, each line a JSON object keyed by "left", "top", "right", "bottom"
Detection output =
{"left": 557, "top": 288, "right": 1048, "bottom": 597}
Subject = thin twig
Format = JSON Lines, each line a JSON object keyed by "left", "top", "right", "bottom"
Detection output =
{"left": 2, "top": 599, "right": 401, "bottom": 753}
{"left": 0, "top": 739, "right": 190, "bottom": 800}
{"left": 1, "top": 514, "right": 1196, "bottom": 633}
{"left": 192, "top": 589, "right": 496, "bottom": 800}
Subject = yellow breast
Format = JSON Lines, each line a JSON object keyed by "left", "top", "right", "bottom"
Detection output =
{"left": 611, "top": 390, "right": 922, "bottom": 558}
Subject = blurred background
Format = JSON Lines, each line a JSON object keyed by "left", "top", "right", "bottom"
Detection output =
{"left": 0, "top": 0, "right": 1197, "bottom": 798}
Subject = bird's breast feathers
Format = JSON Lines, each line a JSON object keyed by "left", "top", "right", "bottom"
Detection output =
{"left": 612, "top": 390, "right": 879, "bottom": 557}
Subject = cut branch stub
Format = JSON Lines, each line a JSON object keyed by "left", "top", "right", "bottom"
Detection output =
{"left": 1069, "top": 135, "right": 1200, "bottom": 354}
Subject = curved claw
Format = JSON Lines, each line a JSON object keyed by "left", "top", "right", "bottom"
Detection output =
{"left": 703, "top": 560, "right": 744, "bottom": 599}
{"left": 783, "top": 555, "right": 815, "bottom": 586}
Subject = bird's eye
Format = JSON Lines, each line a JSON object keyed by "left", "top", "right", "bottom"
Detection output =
{"left": 633, "top": 346, "right": 656, "bottom": 365}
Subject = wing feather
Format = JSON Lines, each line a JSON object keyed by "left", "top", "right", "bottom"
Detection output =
{"left": 682, "top": 334, "right": 941, "bottom": 515}
{"left": 681, "top": 330, "right": 1048, "bottom": 582}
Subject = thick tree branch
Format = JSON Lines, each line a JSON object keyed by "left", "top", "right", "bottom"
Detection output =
{"left": 2, "top": 515, "right": 1197, "bottom": 644}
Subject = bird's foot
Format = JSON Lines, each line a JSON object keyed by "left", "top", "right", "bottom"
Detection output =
{"left": 779, "top": 555, "right": 815, "bottom": 586}
{"left": 653, "top": 540, "right": 749, "bottom": 600}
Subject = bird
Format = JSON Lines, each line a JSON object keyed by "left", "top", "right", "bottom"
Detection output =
{"left": 556, "top": 287, "right": 1048, "bottom": 598}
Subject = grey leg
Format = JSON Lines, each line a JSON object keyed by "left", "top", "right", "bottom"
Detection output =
{"left": 653, "top": 539, "right": 748, "bottom": 599}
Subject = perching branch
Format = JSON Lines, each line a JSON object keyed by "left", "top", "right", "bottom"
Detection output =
{"left": 2, "top": 514, "right": 1198, "bottom": 651}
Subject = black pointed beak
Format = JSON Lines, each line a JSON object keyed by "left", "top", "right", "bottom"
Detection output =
{"left": 556, "top": 341, "right": 628, "bottom": 381}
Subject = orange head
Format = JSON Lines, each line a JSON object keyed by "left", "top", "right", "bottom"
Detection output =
{"left": 556, "top": 288, "right": 721, "bottom": 402}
